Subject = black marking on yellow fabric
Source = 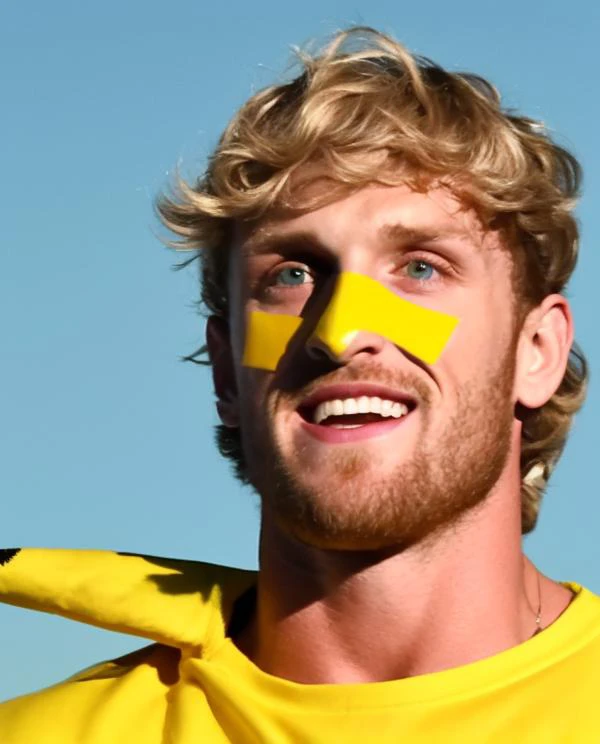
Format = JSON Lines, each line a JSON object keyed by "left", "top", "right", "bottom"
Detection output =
{"left": 0, "top": 548, "right": 21, "bottom": 566}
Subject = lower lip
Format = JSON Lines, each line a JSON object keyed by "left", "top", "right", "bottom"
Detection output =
{"left": 299, "top": 413, "right": 411, "bottom": 444}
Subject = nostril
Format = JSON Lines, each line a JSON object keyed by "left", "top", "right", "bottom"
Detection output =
{"left": 305, "top": 333, "right": 344, "bottom": 364}
{"left": 306, "top": 344, "right": 333, "bottom": 362}
{"left": 306, "top": 330, "right": 387, "bottom": 365}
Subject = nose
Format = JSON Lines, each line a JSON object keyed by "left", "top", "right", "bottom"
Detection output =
{"left": 306, "top": 328, "right": 386, "bottom": 365}
{"left": 303, "top": 271, "right": 389, "bottom": 365}
{"left": 301, "top": 271, "right": 459, "bottom": 369}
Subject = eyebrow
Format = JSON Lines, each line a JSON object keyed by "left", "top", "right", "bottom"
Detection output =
{"left": 378, "top": 222, "right": 473, "bottom": 244}
{"left": 242, "top": 230, "right": 329, "bottom": 258}
{"left": 242, "top": 220, "right": 475, "bottom": 257}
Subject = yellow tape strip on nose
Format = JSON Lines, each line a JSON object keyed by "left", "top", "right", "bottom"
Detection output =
{"left": 242, "top": 272, "right": 458, "bottom": 371}
{"left": 314, "top": 272, "right": 458, "bottom": 364}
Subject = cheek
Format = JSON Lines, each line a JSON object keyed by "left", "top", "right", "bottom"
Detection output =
{"left": 227, "top": 299, "right": 255, "bottom": 393}
{"left": 227, "top": 259, "right": 253, "bottom": 362}
{"left": 459, "top": 282, "right": 515, "bottom": 351}
{"left": 228, "top": 307, "right": 247, "bottom": 367}
{"left": 237, "top": 368, "right": 273, "bottom": 425}
{"left": 441, "top": 304, "right": 514, "bottom": 388}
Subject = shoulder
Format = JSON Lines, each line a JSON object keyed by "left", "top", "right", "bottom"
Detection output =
{"left": 0, "top": 644, "right": 179, "bottom": 744}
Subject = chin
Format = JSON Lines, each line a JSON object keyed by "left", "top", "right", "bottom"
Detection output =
{"left": 247, "top": 365, "right": 517, "bottom": 556}
{"left": 274, "top": 501, "right": 429, "bottom": 554}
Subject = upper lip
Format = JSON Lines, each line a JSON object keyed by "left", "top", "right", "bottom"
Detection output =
{"left": 298, "top": 383, "right": 417, "bottom": 413}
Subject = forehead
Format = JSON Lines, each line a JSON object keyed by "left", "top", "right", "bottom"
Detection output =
{"left": 236, "top": 182, "right": 492, "bottom": 257}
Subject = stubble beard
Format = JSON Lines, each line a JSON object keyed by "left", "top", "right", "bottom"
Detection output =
{"left": 243, "top": 353, "right": 517, "bottom": 553}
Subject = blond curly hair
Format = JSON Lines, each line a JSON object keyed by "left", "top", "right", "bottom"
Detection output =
{"left": 157, "top": 27, "right": 587, "bottom": 534}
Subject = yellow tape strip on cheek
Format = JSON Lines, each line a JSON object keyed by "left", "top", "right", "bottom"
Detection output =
{"left": 314, "top": 272, "right": 458, "bottom": 365}
{"left": 242, "top": 311, "right": 302, "bottom": 371}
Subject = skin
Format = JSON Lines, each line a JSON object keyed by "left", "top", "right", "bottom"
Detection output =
{"left": 207, "top": 182, "right": 575, "bottom": 684}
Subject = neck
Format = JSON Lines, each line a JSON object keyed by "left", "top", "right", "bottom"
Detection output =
{"left": 235, "top": 481, "right": 572, "bottom": 684}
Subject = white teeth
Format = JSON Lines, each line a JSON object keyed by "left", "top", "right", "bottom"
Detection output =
{"left": 380, "top": 400, "right": 393, "bottom": 417}
{"left": 357, "top": 396, "right": 370, "bottom": 414}
{"left": 343, "top": 399, "right": 358, "bottom": 415}
{"left": 332, "top": 399, "right": 344, "bottom": 416}
{"left": 312, "top": 396, "right": 410, "bottom": 425}
{"left": 369, "top": 396, "right": 382, "bottom": 414}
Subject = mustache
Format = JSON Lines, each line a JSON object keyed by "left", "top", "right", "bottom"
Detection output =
{"left": 275, "top": 362, "right": 433, "bottom": 408}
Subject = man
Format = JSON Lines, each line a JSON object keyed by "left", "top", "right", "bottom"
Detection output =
{"left": 1, "top": 26, "right": 597, "bottom": 743}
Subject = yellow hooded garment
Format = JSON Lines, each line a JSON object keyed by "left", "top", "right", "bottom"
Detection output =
{"left": 1, "top": 547, "right": 600, "bottom": 743}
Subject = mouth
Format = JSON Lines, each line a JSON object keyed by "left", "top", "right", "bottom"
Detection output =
{"left": 297, "top": 383, "right": 417, "bottom": 444}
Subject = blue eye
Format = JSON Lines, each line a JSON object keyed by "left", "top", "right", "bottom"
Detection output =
{"left": 406, "top": 260, "right": 435, "bottom": 281}
{"left": 274, "top": 266, "right": 312, "bottom": 286}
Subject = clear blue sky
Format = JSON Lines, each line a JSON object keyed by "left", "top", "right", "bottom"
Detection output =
{"left": 1, "top": 0, "right": 598, "bottom": 700}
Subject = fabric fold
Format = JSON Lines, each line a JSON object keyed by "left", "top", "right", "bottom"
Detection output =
{"left": 0, "top": 548, "right": 256, "bottom": 650}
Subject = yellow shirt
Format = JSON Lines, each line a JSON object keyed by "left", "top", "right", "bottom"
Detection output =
{"left": 0, "top": 548, "right": 599, "bottom": 743}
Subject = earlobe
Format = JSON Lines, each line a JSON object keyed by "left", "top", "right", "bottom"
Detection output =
{"left": 516, "top": 296, "right": 573, "bottom": 410}
{"left": 206, "top": 315, "right": 240, "bottom": 428}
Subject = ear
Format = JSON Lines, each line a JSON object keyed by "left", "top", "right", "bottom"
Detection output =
{"left": 515, "top": 295, "right": 573, "bottom": 409}
{"left": 206, "top": 315, "right": 239, "bottom": 428}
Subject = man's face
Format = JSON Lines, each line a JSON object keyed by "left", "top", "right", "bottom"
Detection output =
{"left": 221, "top": 183, "right": 522, "bottom": 550}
